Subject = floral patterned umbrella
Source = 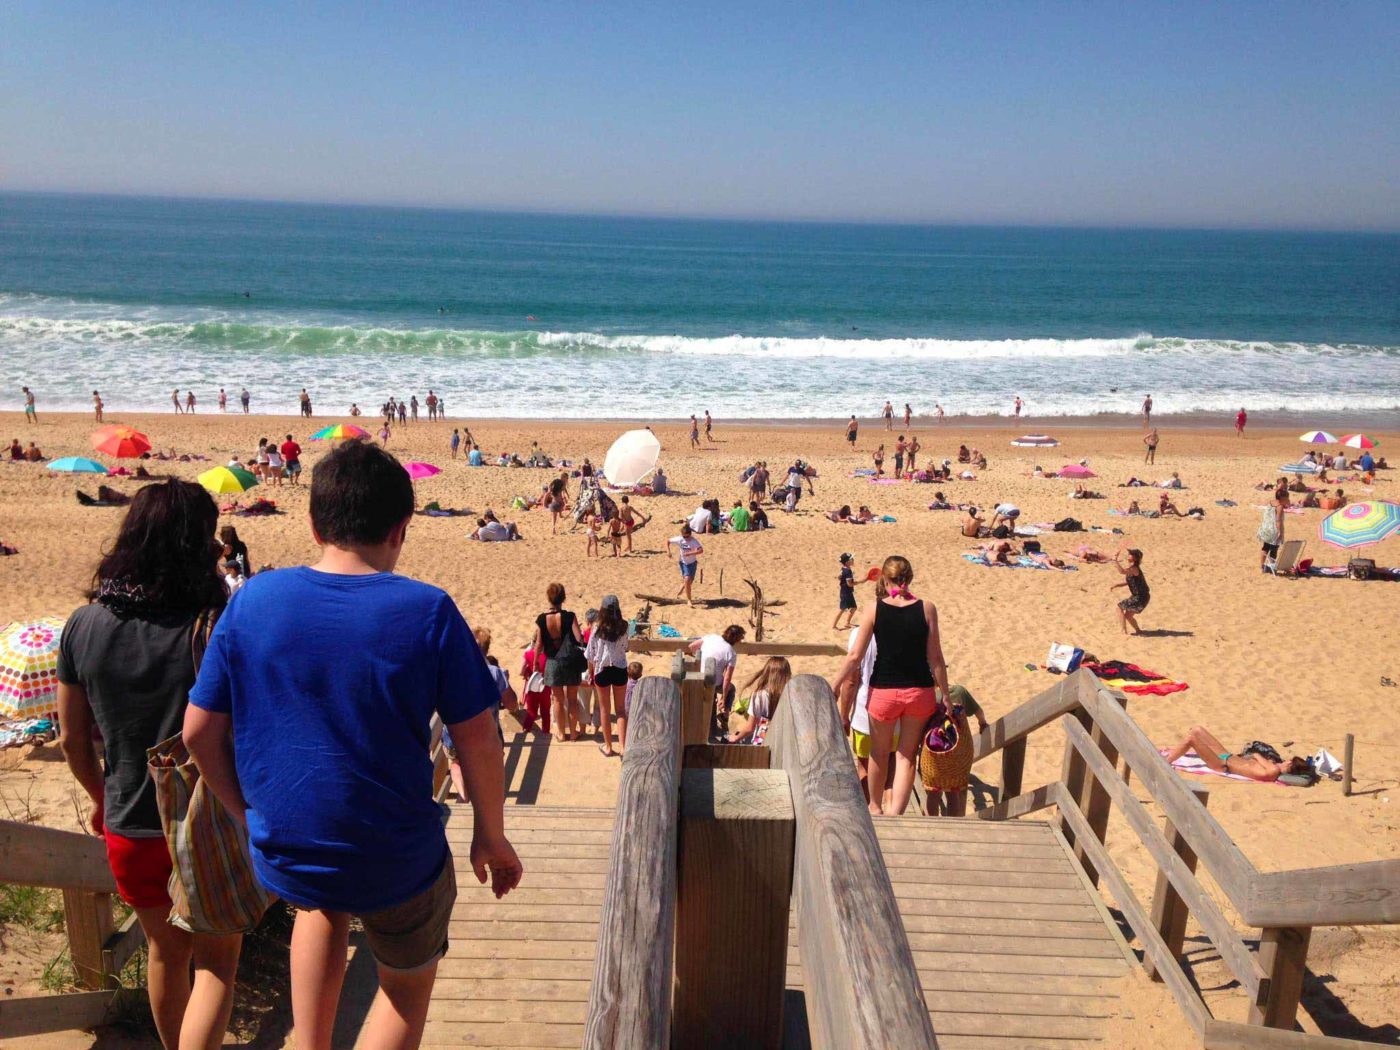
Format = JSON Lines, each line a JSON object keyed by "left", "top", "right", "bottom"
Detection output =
{"left": 0, "top": 616, "right": 64, "bottom": 720}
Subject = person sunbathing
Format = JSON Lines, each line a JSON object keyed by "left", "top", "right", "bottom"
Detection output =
{"left": 957, "top": 445, "right": 970, "bottom": 463}
{"left": 1162, "top": 726, "right": 1310, "bottom": 783}
{"left": 1071, "top": 483, "right": 1103, "bottom": 499}
{"left": 1120, "top": 499, "right": 1143, "bottom": 516}
{"left": 928, "top": 492, "right": 953, "bottom": 510}
{"left": 1287, "top": 478, "right": 1309, "bottom": 494}
{"left": 8, "top": 439, "right": 23, "bottom": 461}
{"left": 855, "top": 505, "right": 875, "bottom": 522}
{"left": 1161, "top": 472, "right": 1183, "bottom": 488}
{"left": 1158, "top": 492, "right": 1185, "bottom": 517}
{"left": 24, "top": 442, "right": 44, "bottom": 461}
{"left": 1070, "top": 544, "right": 1110, "bottom": 563}
{"left": 971, "top": 450, "right": 988, "bottom": 469}
{"left": 472, "top": 512, "right": 521, "bottom": 541}
{"left": 1300, "top": 490, "right": 1321, "bottom": 508}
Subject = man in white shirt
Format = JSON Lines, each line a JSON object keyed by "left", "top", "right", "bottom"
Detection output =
{"left": 689, "top": 505, "right": 712, "bottom": 534}
{"left": 667, "top": 524, "right": 703, "bottom": 606}
{"left": 473, "top": 517, "right": 519, "bottom": 541}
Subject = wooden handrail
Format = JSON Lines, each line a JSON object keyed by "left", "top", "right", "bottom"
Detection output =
{"left": 0, "top": 821, "right": 117, "bottom": 894}
{"left": 970, "top": 669, "right": 1088, "bottom": 763}
{"left": 765, "top": 675, "right": 938, "bottom": 1050}
{"left": 583, "top": 676, "right": 683, "bottom": 1050}
{"left": 1080, "top": 685, "right": 1400, "bottom": 928}
{"left": 1062, "top": 715, "right": 1270, "bottom": 1004}
{"left": 1203, "top": 1020, "right": 1390, "bottom": 1049}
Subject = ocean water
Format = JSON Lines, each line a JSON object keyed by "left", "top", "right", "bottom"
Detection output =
{"left": 1, "top": 193, "right": 1397, "bottom": 420}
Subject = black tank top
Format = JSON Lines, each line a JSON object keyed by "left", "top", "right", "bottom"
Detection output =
{"left": 870, "top": 600, "right": 935, "bottom": 689}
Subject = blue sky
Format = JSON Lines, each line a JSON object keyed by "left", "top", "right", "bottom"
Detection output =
{"left": 2, "top": 1, "right": 1397, "bottom": 229}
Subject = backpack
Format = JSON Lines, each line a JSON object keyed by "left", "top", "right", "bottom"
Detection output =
{"left": 1241, "top": 740, "right": 1282, "bottom": 763}
{"left": 991, "top": 524, "right": 1010, "bottom": 539}
{"left": 1053, "top": 517, "right": 1083, "bottom": 533}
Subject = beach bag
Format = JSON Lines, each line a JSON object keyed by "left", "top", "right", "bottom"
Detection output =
{"left": 1257, "top": 507, "right": 1281, "bottom": 545}
{"left": 1053, "top": 518, "right": 1083, "bottom": 532}
{"left": 919, "top": 705, "right": 973, "bottom": 791}
{"left": 553, "top": 624, "right": 588, "bottom": 678}
{"left": 1047, "top": 643, "right": 1084, "bottom": 673}
{"left": 147, "top": 613, "right": 273, "bottom": 935}
{"left": 1348, "top": 558, "right": 1375, "bottom": 581}
{"left": 1241, "top": 740, "right": 1282, "bottom": 764}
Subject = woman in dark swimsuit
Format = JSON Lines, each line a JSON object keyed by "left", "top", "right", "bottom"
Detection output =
{"left": 830, "top": 555, "right": 950, "bottom": 816}
{"left": 1111, "top": 548, "right": 1149, "bottom": 635}
{"left": 531, "top": 582, "right": 586, "bottom": 742}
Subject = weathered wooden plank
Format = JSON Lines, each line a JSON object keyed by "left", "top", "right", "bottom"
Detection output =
{"left": 898, "top": 931, "right": 1124, "bottom": 959}
{"left": 970, "top": 781, "right": 1059, "bottom": 823}
{"left": 1248, "top": 927, "right": 1311, "bottom": 1031}
{"left": 683, "top": 742, "right": 772, "bottom": 769}
{"left": 937, "top": 1038, "right": 1108, "bottom": 1050}
{"left": 765, "top": 674, "right": 937, "bottom": 1050}
{"left": 1071, "top": 691, "right": 1126, "bottom": 886}
{"left": 101, "top": 910, "right": 145, "bottom": 980}
{"left": 62, "top": 889, "right": 116, "bottom": 990}
{"left": 1000, "top": 737, "right": 1028, "bottom": 800}
{"left": 679, "top": 659, "right": 715, "bottom": 751}
{"left": 881, "top": 843, "right": 1065, "bottom": 863}
{"left": 893, "top": 896, "right": 1104, "bottom": 922}
{"left": 885, "top": 868, "right": 1085, "bottom": 891}
{"left": 437, "top": 959, "right": 596, "bottom": 981}
{"left": 896, "top": 914, "right": 1122, "bottom": 940}
{"left": 887, "top": 879, "right": 1089, "bottom": 904}
{"left": 908, "top": 950, "right": 1127, "bottom": 978}
{"left": 1204, "top": 1019, "right": 1386, "bottom": 1050}
{"left": 872, "top": 817, "right": 1057, "bottom": 840}
{"left": 444, "top": 940, "right": 597, "bottom": 963}
{"left": 450, "top": 920, "right": 600, "bottom": 942}
{"left": 0, "top": 989, "right": 123, "bottom": 1039}
{"left": 0, "top": 820, "right": 117, "bottom": 893}
{"left": 453, "top": 903, "right": 602, "bottom": 922}
{"left": 1249, "top": 863, "right": 1400, "bottom": 927}
{"left": 1054, "top": 783, "right": 1210, "bottom": 1035}
{"left": 457, "top": 827, "right": 614, "bottom": 844}
{"left": 1064, "top": 714, "right": 1268, "bottom": 1002}
{"left": 429, "top": 977, "right": 592, "bottom": 1002}
{"left": 583, "top": 675, "right": 681, "bottom": 1050}
{"left": 455, "top": 887, "right": 606, "bottom": 905}
{"left": 420, "top": 1021, "right": 583, "bottom": 1048}
{"left": 675, "top": 768, "right": 794, "bottom": 1050}
{"left": 927, "top": 1012, "right": 1103, "bottom": 1040}
{"left": 430, "top": 998, "right": 587, "bottom": 1023}
{"left": 970, "top": 671, "right": 1086, "bottom": 763}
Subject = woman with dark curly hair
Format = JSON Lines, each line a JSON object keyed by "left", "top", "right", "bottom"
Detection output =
{"left": 57, "top": 480, "right": 242, "bottom": 1049}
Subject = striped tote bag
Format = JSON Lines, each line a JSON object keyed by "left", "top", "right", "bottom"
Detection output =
{"left": 148, "top": 732, "right": 274, "bottom": 934}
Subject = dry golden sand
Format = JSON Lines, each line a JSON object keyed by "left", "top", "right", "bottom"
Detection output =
{"left": 2, "top": 410, "right": 1398, "bottom": 1044}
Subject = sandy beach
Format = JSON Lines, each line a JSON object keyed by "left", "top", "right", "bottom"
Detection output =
{"left": 2, "top": 409, "right": 1398, "bottom": 1044}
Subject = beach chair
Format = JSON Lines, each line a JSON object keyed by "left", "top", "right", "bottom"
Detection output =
{"left": 1267, "top": 539, "right": 1305, "bottom": 576}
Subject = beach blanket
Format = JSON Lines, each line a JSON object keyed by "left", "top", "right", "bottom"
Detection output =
{"left": 656, "top": 624, "right": 683, "bottom": 639}
{"left": 1306, "top": 565, "right": 1400, "bottom": 580}
{"left": 0, "top": 718, "right": 56, "bottom": 749}
{"left": 962, "top": 553, "right": 1078, "bottom": 572}
{"left": 1160, "top": 749, "right": 1282, "bottom": 785}
{"left": 1086, "top": 660, "right": 1188, "bottom": 696}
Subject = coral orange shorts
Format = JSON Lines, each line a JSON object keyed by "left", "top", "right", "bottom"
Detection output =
{"left": 866, "top": 686, "right": 939, "bottom": 724}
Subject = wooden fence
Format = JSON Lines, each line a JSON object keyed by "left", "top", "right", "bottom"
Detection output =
{"left": 0, "top": 821, "right": 145, "bottom": 1039}
{"left": 967, "top": 669, "right": 1399, "bottom": 1048}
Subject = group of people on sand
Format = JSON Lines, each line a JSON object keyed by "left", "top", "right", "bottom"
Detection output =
{"left": 8, "top": 437, "right": 45, "bottom": 461}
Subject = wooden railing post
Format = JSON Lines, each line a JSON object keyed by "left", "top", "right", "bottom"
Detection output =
{"left": 674, "top": 768, "right": 794, "bottom": 1050}
{"left": 1248, "top": 927, "right": 1311, "bottom": 1030}
{"left": 61, "top": 890, "right": 115, "bottom": 990}
{"left": 999, "top": 737, "right": 1026, "bottom": 800}
{"left": 1146, "top": 788, "right": 1208, "bottom": 982}
{"left": 679, "top": 658, "right": 715, "bottom": 750}
{"left": 1066, "top": 689, "right": 1127, "bottom": 888}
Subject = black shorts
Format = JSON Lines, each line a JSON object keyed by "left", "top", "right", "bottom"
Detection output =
{"left": 839, "top": 591, "right": 858, "bottom": 611}
{"left": 594, "top": 665, "right": 628, "bottom": 688}
{"left": 1261, "top": 542, "right": 1279, "bottom": 557}
{"left": 847, "top": 433, "right": 856, "bottom": 444}
{"left": 1119, "top": 596, "right": 1150, "bottom": 614}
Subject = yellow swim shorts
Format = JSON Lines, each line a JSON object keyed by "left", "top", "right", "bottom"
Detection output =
{"left": 850, "top": 725, "right": 900, "bottom": 760}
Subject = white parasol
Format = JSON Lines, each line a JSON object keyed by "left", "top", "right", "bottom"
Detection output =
{"left": 603, "top": 429, "right": 662, "bottom": 487}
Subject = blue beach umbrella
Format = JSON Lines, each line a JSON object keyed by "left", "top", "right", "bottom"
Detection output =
{"left": 47, "top": 456, "right": 108, "bottom": 474}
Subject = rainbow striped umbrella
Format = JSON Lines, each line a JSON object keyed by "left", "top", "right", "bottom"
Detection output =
{"left": 310, "top": 423, "right": 370, "bottom": 441}
{"left": 0, "top": 616, "right": 64, "bottom": 719}
{"left": 1319, "top": 501, "right": 1400, "bottom": 550}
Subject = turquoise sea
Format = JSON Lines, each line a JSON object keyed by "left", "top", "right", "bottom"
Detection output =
{"left": 1, "top": 193, "right": 1397, "bottom": 420}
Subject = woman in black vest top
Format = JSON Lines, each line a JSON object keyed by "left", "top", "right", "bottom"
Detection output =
{"left": 831, "top": 555, "right": 949, "bottom": 815}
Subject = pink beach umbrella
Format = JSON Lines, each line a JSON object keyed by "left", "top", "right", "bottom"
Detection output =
{"left": 1057, "top": 464, "right": 1096, "bottom": 479}
{"left": 404, "top": 462, "right": 442, "bottom": 480}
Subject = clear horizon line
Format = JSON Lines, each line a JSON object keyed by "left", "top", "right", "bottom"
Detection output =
{"left": 3, "top": 186, "right": 1397, "bottom": 237}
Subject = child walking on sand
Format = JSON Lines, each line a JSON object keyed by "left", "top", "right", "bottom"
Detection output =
{"left": 184, "top": 440, "right": 522, "bottom": 1050}
{"left": 832, "top": 552, "right": 863, "bottom": 630}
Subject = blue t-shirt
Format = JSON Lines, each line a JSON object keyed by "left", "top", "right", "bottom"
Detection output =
{"left": 468, "top": 448, "right": 483, "bottom": 466}
{"left": 189, "top": 567, "right": 496, "bottom": 913}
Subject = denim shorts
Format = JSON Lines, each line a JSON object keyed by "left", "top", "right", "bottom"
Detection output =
{"left": 679, "top": 561, "right": 697, "bottom": 579}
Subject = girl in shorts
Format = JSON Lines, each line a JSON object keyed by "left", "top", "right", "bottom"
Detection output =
{"left": 829, "top": 555, "right": 949, "bottom": 816}
{"left": 585, "top": 595, "right": 630, "bottom": 756}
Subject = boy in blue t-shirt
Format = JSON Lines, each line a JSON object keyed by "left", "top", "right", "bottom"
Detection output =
{"left": 185, "top": 439, "right": 521, "bottom": 1049}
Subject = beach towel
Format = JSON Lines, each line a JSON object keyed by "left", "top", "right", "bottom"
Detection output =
{"left": 1160, "top": 749, "right": 1282, "bottom": 785}
{"left": 657, "top": 624, "right": 683, "bottom": 639}
{"left": 1086, "top": 660, "right": 1188, "bottom": 695}
{"left": 962, "top": 553, "right": 1078, "bottom": 572}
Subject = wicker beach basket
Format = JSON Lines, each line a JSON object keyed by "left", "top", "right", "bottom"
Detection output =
{"left": 919, "top": 707, "right": 974, "bottom": 792}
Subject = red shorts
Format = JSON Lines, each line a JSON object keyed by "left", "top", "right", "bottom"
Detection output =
{"left": 867, "top": 686, "right": 939, "bottom": 724}
{"left": 104, "top": 830, "right": 173, "bottom": 909}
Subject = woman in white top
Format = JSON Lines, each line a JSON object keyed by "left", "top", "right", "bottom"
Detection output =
{"left": 728, "top": 657, "right": 790, "bottom": 743}
{"left": 584, "top": 596, "right": 630, "bottom": 757}
{"left": 253, "top": 438, "right": 269, "bottom": 479}
{"left": 263, "top": 438, "right": 284, "bottom": 486}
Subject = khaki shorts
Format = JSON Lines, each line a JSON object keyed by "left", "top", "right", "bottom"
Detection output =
{"left": 358, "top": 858, "right": 457, "bottom": 972}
